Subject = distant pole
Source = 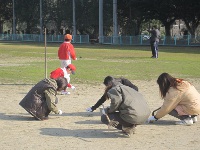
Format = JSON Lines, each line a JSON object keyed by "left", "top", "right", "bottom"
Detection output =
{"left": 99, "top": 0, "right": 103, "bottom": 44}
{"left": 44, "top": 28, "right": 47, "bottom": 79}
{"left": 113, "top": 0, "right": 118, "bottom": 44}
{"left": 12, "top": 0, "right": 16, "bottom": 34}
{"left": 40, "top": 0, "right": 43, "bottom": 41}
{"left": 73, "top": 0, "right": 76, "bottom": 42}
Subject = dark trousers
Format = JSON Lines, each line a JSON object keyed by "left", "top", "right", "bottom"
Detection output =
{"left": 101, "top": 112, "right": 134, "bottom": 130}
{"left": 169, "top": 109, "right": 197, "bottom": 120}
{"left": 150, "top": 41, "right": 159, "bottom": 58}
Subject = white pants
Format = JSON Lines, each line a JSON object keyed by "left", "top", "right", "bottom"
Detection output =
{"left": 60, "top": 59, "right": 71, "bottom": 68}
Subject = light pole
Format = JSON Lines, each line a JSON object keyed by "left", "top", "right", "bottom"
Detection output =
{"left": 73, "top": 0, "right": 76, "bottom": 42}
{"left": 12, "top": 0, "right": 16, "bottom": 35}
{"left": 40, "top": 0, "right": 43, "bottom": 41}
{"left": 99, "top": 0, "right": 103, "bottom": 44}
{"left": 113, "top": 0, "right": 118, "bottom": 44}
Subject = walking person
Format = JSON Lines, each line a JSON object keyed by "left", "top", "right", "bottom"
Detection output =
{"left": 100, "top": 76, "right": 150, "bottom": 137}
{"left": 148, "top": 73, "right": 200, "bottom": 125}
{"left": 58, "top": 34, "right": 77, "bottom": 68}
{"left": 19, "top": 77, "right": 68, "bottom": 120}
{"left": 148, "top": 25, "right": 161, "bottom": 58}
{"left": 86, "top": 76, "right": 138, "bottom": 112}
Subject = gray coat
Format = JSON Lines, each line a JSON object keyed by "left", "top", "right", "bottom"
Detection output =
{"left": 107, "top": 84, "right": 150, "bottom": 124}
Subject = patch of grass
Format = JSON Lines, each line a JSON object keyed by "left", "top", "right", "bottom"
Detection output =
{"left": 0, "top": 42, "right": 200, "bottom": 84}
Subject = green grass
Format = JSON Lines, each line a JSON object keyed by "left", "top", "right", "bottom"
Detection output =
{"left": 0, "top": 42, "right": 200, "bottom": 84}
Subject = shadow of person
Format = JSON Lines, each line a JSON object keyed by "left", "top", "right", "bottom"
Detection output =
{"left": 0, "top": 113, "right": 36, "bottom": 121}
{"left": 40, "top": 128, "right": 127, "bottom": 139}
{"left": 144, "top": 120, "right": 177, "bottom": 126}
{"left": 61, "top": 112, "right": 100, "bottom": 117}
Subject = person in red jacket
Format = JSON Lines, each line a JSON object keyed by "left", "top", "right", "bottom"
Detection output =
{"left": 58, "top": 34, "right": 77, "bottom": 68}
{"left": 50, "top": 64, "right": 76, "bottom": 95}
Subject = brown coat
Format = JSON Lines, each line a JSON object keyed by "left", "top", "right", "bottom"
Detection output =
{"left": 155, "top": 81, "right": 200, "bottom": 119}
{"left": 19, "top": 78, "right": 59, "bottom": 120}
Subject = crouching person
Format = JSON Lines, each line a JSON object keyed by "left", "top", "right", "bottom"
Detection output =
{"left": 101, "top": 76, "right": 150, "bottom": 137}
{"left": 19, "top": 77, "right": 68, "bottom": 120}
{"left": 148, "top": 73, "right": 200, "bottom": 125}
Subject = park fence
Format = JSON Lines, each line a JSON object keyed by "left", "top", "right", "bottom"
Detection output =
{"left": 0, "top": 34, "right": 200, "bottom": 46}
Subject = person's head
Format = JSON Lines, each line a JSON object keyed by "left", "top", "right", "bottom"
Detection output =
{"left": 157, "top": 73, "right": 183, "bottom": 98}
{"left": 103, "top": 76, "right": 114, "bottom": 87}
{"left": 64, "top": 34, "right": 72, "bottom": 42}
{"left": 66, "top": 64, "right": 76, "bottom": 74}
{"left": 55, "top": 77, "right": 68, "bottom": 91}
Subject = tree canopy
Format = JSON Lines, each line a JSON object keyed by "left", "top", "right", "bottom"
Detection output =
{"left": 0, "top": 0, "right": 199, "bottom": 37}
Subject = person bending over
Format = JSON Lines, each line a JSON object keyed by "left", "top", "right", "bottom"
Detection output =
{"left": 86, "top": 76, "right": 139, "bottom": 112}
{"left": 19, "top": 77, "right": 68, "bottom": 120}
{"left": 100, "top": 76, "right": 150, "bottom": 137}
{"left": 148, "top": 73, "right": 200, "bottom": 125}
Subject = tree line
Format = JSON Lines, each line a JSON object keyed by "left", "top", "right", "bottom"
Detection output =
{"left": 0, "top": 0, "right": 199, "bottom": 38}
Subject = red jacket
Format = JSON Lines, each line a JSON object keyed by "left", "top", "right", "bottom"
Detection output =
{"left": 58, "top": 42, "right": 76, "bottom": 60}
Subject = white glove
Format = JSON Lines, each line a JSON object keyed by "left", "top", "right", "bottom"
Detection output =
{"left": 148, "top": 116, "right": 157, "bottom": 123}
{"left": 86, "top": 107, "right": 93, "bottom": 112}
{"left": 71, "top": 86, "right": 76, "bottom": 90}
{"left": 58, "top": 110, "right": 62, "bottom": 115}
{"left": 101, "top": 109, "right": 106, "bottom": 115}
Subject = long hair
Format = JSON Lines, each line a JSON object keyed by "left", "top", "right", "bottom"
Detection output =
{"left": 157, "top": 73, "right": 183, "bottom": 98}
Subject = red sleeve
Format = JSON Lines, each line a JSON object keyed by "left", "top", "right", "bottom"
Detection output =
{"left": 69, "top": 44, "right": 76, "bottom": 60}
{"left": 67, "top": 83, "right": 72, "bottom": 88}
{"left": 50, "top": 68, "right": 64, "bottom": 79}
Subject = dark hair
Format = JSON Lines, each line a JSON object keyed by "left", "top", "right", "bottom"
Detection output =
{"left": 103, "top": 76, "right": 114, "bottom": 86}
{"left": 157, "top": 73, "right": 183, "bottom": 98}
{"left": 64, "top": 39, "right": 71, "bottom": 42}
{"left": 55, "top": 77, "right": 68, "bottom": 90}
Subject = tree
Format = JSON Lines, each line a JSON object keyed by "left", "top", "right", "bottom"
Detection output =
{"left": 0, "top": 0, "right": 12, "bottom": 33}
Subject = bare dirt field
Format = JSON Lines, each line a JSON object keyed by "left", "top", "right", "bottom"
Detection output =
{"left": 0, "top": 79, "right": 200, "bottom": 150}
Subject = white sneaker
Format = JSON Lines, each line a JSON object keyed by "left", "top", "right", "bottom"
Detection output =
{"left": 175, "top": 118, "right": 193, "bottom": 126}
{"left": 61, "top": 90, "right": 70, "bottom": 95}
{"left": 192, "top": 116, "right": 198, "bottom": 123}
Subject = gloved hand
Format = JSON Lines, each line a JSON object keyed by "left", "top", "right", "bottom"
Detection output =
{"left": 58, "top": 110, "right": 62, "bottom": 115}
{"left": 71, "top": 86, "right": 76, "bottom": 90}
{"left": 86, "top": 107, "right": 93, "bottom": 112}
{"left": 148, "top": 116, "right": 158, "bottom": 123}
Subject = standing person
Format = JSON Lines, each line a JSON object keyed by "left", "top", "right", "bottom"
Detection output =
{"left": 100, "top": 76, "right": 150, "bottom": 137}
{"left": 86, "top": 76, "right": 139, "bottom": 112}
{"left": 19, "top": 77, "right": 68, "bottom": 121}
{"left": 148, "top": 25, "right": 160, "bottom": 58}
{"left": 58, "top": 34, "right": 77, "bottom": 68}
{"left": 50, "top": 64, "right": 76, "bottom": 95}
{"left": 148, "top": 73, "right": 200, "bottom": 125}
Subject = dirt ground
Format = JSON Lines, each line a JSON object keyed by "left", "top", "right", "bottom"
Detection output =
{"left": 0, "top": 79, "right": 200, "bottom": 150}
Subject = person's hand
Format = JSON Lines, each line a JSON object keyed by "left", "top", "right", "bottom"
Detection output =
{"left": 71, "top": 86, "right": 76, "bottom": 90}
{"left": 148, "top": 116, "right": 157, "bottom": 123}
{"left": 58, "top": 110, "right": 62, "bottom": 115}
{"left": 75, "top": 58, "right": 78, "bottom": 60}
{"left": 86, "top": 107, "right": 93, "bottom": 112}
